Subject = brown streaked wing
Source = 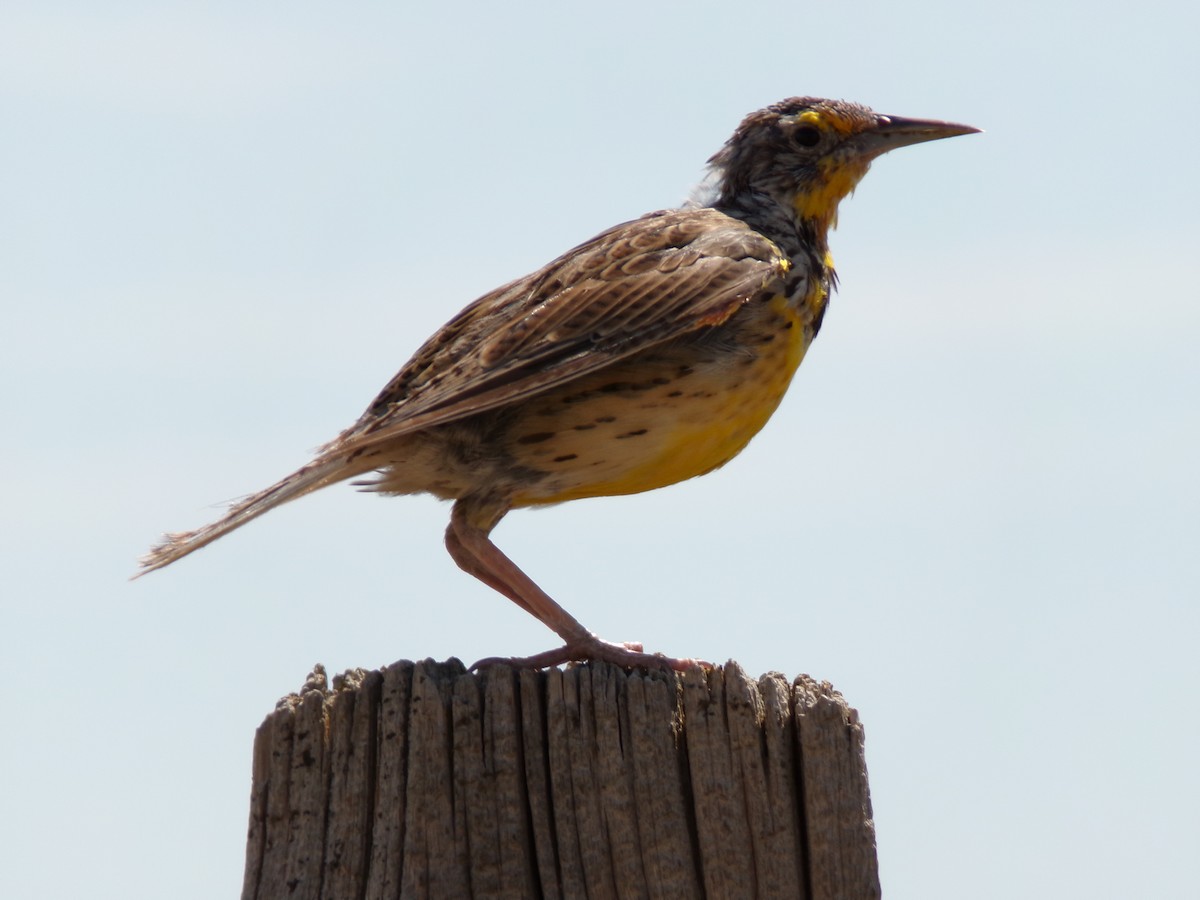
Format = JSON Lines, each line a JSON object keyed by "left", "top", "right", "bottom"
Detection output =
{"left": 337, "top": 207, "right": 787, "bottom": 451}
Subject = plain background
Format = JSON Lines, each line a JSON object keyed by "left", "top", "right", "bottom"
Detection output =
{"left": 3, "top": 2, "right": 1197, "bottom": 897}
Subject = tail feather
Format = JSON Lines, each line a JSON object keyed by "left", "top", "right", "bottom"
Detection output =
{"left": 136, "top": 451, "right": 368, "bottom": 577}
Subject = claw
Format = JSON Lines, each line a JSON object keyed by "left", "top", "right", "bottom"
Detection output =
{"left": 471, "top": 637, "right": 711, "bottom": 672}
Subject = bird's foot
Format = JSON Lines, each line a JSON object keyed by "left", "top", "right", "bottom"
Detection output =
{"left": 471, "top": 637, "right": 710, "bottom": 672}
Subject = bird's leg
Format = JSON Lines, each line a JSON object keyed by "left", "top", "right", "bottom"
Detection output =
{"left": 444, "top": 517, "right": 542, "bottom": 620}
{"left": 445, "top": 500, "right": 707, "bottom": 671}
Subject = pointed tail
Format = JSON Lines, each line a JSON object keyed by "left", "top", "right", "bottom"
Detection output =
{"left": 136, "top": 450, "right": 369, "bottom": 577}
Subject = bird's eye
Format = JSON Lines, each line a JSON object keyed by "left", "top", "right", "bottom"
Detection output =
{"left": 793, "top": 125, "right": 822, "bottom": 148}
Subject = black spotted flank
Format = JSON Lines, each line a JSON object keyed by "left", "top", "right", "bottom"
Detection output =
{"left": 616, "top": 429, "right": 649, "bottom": 439}
{"left": 553, "top": 454, "right": 578, "bottom": 463}
{"left": 516, "top": 431, "right": 555, "bottom": 445}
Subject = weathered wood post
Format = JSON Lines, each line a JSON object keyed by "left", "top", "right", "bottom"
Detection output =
{"left": 241, "top": 659, "right": 879, "bottom": 899}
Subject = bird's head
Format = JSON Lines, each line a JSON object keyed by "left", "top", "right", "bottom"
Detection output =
{"left": 699, "top": 97, "right": 979, "bottom": 237}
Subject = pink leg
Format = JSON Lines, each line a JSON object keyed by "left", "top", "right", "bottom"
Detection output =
{"left": 445, "top": 500, "right": 708, "bottom": 672}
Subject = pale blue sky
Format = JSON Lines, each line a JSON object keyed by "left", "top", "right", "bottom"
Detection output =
{"left": 2, "top": 2, "right": 1197, "bottom": 898}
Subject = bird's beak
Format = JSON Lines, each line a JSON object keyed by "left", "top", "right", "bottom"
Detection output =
{"left": 857, "top": 114, "right": 982, "bottom": 158}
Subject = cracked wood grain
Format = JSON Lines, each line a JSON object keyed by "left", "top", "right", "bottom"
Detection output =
{"left": 240, "top": 660, "right": 879, "bottom": 900}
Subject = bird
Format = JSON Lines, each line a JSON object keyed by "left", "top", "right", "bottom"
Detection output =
{"left": 138, "top": 97, "right": 978, "bottom": 671}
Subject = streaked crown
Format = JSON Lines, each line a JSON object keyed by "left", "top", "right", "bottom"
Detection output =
{"left": 699, "top": 97, "right": 978, "bottom": 236}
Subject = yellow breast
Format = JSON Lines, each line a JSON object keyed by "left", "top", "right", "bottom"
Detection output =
{"left": 509, "top": 293, "right": 812, "bottom": 506}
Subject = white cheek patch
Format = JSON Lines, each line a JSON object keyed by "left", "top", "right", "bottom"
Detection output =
{"left": 683, "top": 164, "right": 724, "bottom": 209}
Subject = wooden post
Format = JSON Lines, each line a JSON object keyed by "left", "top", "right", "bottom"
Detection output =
{"left": 241, "top": 660, "right": 880, "bottom": 900}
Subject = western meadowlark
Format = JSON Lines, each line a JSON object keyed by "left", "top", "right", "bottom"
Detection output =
{"left": 139, "top": 97, "right": 978, "bottom": 670}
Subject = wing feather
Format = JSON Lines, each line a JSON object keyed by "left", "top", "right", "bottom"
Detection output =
{"left": 334, "top": 207, "right": 788, "bottom": 454}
